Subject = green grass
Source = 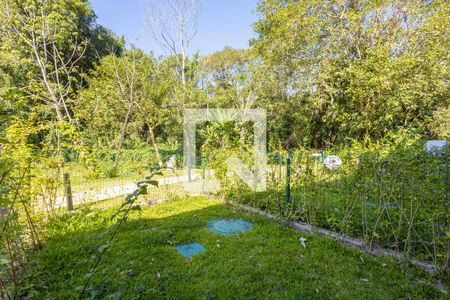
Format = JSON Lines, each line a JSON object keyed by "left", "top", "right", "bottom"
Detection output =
{"left": 30, "top": 197, "right": 444, "bottom": 299}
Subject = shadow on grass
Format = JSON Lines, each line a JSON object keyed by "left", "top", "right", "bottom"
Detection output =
{"left": 31, "top": 198, "right": 442, "bottom": 299}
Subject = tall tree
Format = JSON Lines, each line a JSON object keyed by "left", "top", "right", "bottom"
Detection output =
{"left": 77, "top": 49, "right": 176, "bottom": 168}
{"left": 200, "top": 47, "right": 258, "bottom": 147}
{"left": 0, "top": 0, "right": 96, "bottom": 122}
{"left": 144, "top": 0, "right": 200, "bottom": 85}
{"left": 200, "top": 47, "right": 254, "bottom": 107}
{"left": 135, "top": 55, "right": 177, "bottom": 166}
{"left": 0, "top": 0, "right": 124, "bottom": 126}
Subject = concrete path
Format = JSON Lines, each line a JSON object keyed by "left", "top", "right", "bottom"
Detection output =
{"left": 54, "top": 173, "right": 200, "bottom": 208}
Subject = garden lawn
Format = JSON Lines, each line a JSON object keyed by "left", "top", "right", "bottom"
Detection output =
{"left": 30, "top": 197, "right": 444, "bottom": 299}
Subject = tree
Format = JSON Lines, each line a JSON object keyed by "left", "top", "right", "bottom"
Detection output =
{"left": 144, "top": 0, "right": 200, "bottom": 86}
{"left": 253, "top": 0, "right": 449, "bottom": 147}
{"left": 429, "top": 106, "right": 450, "bottom": 140}
{"left": 77, "top": 49, "right": 176, "bottom": 169}
{"left": 78, "top": 49, "right": 141, "bottom": 170}
{"left": 199, "top": 47, "right": 258, "bottom": 147}
{"left": 135, "top": 55, "right": 177, "bottom": 166}
{"left": 0, "top": 0, "right": 124, "bottom": 126}
{"left": 200, "top": 47, "right": 252, "bottom": 106}
{"left": 0, "top": 0, "right": 96, "bottom": 122}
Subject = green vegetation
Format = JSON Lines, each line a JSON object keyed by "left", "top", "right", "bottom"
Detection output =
{"left": 223, "top": 136, "right": 449, "bottom": 267}
{"left": 29, "top": 197, "right": 444, "bottom": 299}
{"left": 252, "top": 0, "right": 449, "bottom": 147}
{"left": 0, "top": 0, "right": 448, "bottom": 298}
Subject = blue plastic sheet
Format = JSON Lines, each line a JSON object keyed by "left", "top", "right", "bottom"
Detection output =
{"left": 208, "top": 218, "right": 253, "bottom": 236}
{"left": 176, "top": 242, "right": 206, "bottom": 259}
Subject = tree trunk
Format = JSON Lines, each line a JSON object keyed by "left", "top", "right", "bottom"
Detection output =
{"left": 181, "top": 50, "right": 186, "bottom": 86}
{"left": 54, "top": 103, "right": 64, "bottom": 122}
{"left": 180, "top": 31, "right": 187, "bottom": 86}
{"left": 147, "top": 125, "right": 162, "bottom": 166}
{"left": 114, "top": 103, "right": 133, "bottom": 170}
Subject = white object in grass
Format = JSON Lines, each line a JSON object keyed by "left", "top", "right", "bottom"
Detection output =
{"left": 166, "top": 155, "right": 177, "bottom": 169}
{"left": 425, "top": 140, "right": 448, "bottom": 156}
{"left": 323, "top": 155, "right": 342, "bottom": 170}
{"left": 299, "top": 237, "right": 307, "bottom": 248}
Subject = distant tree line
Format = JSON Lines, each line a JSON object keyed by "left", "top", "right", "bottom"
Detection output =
{"left": 0, "top": 0, "right": 448, "bottom": 160}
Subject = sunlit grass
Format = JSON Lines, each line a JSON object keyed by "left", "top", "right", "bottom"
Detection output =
{"left": 30, "top": 197, "right": 443, "bottom": 299}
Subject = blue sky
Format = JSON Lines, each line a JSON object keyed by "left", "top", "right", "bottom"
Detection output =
{"left": 90, "top": 0, "right": 259, "bottom": 57}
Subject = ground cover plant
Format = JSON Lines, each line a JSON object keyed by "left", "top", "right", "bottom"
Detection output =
{"left": 28, "top": 197, "right": 444, "bottom": 299}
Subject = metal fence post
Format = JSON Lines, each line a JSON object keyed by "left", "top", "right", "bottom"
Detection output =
{"left": 63, "top": 173, "right": 73, "bottom": 211}
{"left": 285, "top": 152, "right": 292, "bottom": 203}
{"left": 321, "top": 150, "right": 326, "bottom": 163}
{"left": 444, "top": 143, "right": 449, "bottom": 268}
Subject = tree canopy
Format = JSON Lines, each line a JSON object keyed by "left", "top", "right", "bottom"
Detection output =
{"left": 0, "top": 0, "right": 448, "bottom": 152}
{"left": 252, "top": 0, "right": 449, "bottom": 146}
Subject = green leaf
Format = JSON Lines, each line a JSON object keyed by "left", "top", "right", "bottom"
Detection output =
{"left": 84, "top": 272, "right": 94, "bottom": 280}
{"left": 105, "top": 223, "right": 118, "bottom": 233}
{"left": 75, "top": 286, "right": 84, "bottom": 292}
{"left": 139, "top": 186, "right": 148, "bottom": 195}
{"left": 145, "top": 171, "right": 162, "bottom": 181}
{"left": 0, "top": 257, "right": 10, "bottom": 265}
{"left": 111, "top": 210, "right": 122, "bottom": 221}
{"left": 125, "top": 194, "right": 135, "bottom": 202}
{"left": 130, "top": 205, "right": 142, "bottom": 211}
{"left": 147, "top": 180, "right": 159, "bottom": 187}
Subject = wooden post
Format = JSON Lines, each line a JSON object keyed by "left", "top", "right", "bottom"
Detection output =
{"left": 63, "top": 173, "right": 73, "bottom": 211}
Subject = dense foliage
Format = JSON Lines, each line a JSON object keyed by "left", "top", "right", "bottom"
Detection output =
{"left": 1, "top": 0, "right": 448, "bottom": 153}
{"left": 252, "top": 0, "right": 449, "bottom": 147}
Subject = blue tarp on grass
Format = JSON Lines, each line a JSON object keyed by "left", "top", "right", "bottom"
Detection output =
{"left": 176, "top": 243, "right": 206, "bottom": 259}
{"left": 208, "top": 218, "right": 253, "bottom": 236}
